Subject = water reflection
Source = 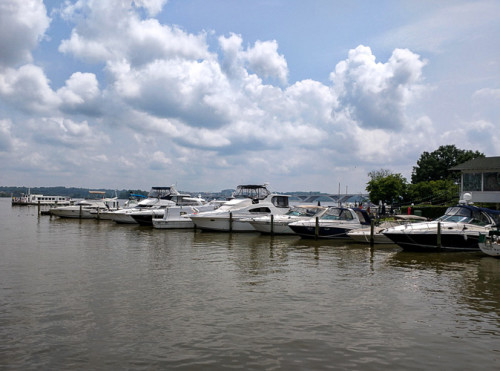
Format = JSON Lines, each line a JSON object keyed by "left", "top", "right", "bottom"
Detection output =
{"left": 387, "top": 250, "right": 500, "bottom": 329}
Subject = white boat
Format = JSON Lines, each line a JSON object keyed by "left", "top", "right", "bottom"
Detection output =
{"left": 110, "top": 186, "right": 180, "bottom": 224}
{"left": 288, "top": 206, "right": 372, "bottom": 239}
{"left": 382, "top": 204, "right": 500, "bottom": 252}
{"left": 347, "top": 214, "right": 428, "bottom": 244}
{"left": 247, "top": 205, "right": 327, "bottom": 234}
{"left": 478, "top": 231, "right": 500, "bottom": 257}
{"left": 49, "top": 191, "right": 118, "bottom": 219}
{"left": 12, "top": 188, "right": 73, "bottom": 206}
{"left": 189, "top": 184, "right": 291, "bottom": 232}
{"left": 130, "top": 193, "right": 204, "bottom": 226}
{"left": 152, "top": 198, "right": 223, "bottom": 229}
{"left": 89, "top": 194, "right": 145, "bottom": 220}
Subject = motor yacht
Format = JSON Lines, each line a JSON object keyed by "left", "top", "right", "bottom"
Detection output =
{"left": 382, "top": 204, "right": 500, "bottom": 252}
{"left": 288, "top": 206, "right": 372, "bottom": 239}
{"left": 347, "top": 214, "right": 427, "bottom": 244}
{"left": 49, "top": 191, "right": 118, "bottom": 219}
{"left": 152, "top": 198, "right": 223, "bottom": 229}
{"left": 110, "top": 186, "right": 179, "bottom": 224}
{"left": 247, "top": 205, "right": 326, "bottom": 234}
{"left": 189, "top": 184, "right": 290, "bottom": 232}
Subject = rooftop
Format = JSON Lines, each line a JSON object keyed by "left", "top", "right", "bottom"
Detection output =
{"left": 449, "top": 156, "right": 500, "bottom": 171}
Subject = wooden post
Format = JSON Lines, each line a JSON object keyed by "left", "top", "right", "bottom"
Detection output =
{"left": 38, "top": 200, "right": 41, "bottom": 216}
{"left": 229, "top": 212, "right": 233, "bottom": 233}
{"left": 437, "top": 221, "right": 442, "bottom": 249}
{"left": 370, "top": 219, "right": 375, "bottom": 246}
{"left": 270, "top": 214, "right": 274, "bottom": 236}
{"left": 79, "top": 204, "right": 83, "bottom": 219}
{"left": 97, "top": 207, "right": 100, "bottom": 220}
{"left": 315, "top": 216, "right": 319, "bottom": 240}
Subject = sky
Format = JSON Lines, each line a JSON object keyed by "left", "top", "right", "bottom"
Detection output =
{"left": 0, "top": 0, "right": 499, "bottom": 193}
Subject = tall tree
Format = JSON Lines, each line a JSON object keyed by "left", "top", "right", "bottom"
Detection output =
{"left": 411, "top": 145, "right": 484, "bottom": 184}
{"left": 366, "top": 169, "right": 407, "bottom": 205}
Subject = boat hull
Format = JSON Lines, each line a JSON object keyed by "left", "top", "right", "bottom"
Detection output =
{"left": 347, "top": 229, "right": 393, "bottom": 244}
{"left": 190, "top": 215, "right": 257, "bottom": 232}
{"left": 50, "top": 208, "right": 98, "bottom": 219}
{"left": 249, "top": 220, "right": 295, "bottom": 234}
{"left": 152, "top": 219, "right": 195, "bottom": 229}
{"left": 478, "top": 233, "right": 500, "bottom": 257}
{"left": 111, "top": 212, "right": 138, "bottom": 224}
{"left": 383, "top": 232, "right": 482, "bottom": 252}
{"left": 288, "top": 224, "right": 354, "bottom": 239}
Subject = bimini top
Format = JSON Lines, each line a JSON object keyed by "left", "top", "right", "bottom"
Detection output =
{"left": 233, "top": 184, "right": 271, "bottom": 200}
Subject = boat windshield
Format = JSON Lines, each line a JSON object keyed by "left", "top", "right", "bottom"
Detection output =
{"left": 233, "top": 185, "right": 271, "bottom": 200}
{"left": 286, "top": 206, "right": 322, "bottom": 217}
{"left": 437, "top": 206, "right": 491, "bottom": 226}
{"left": 320, "top": 208, "right": 354, "bottom": 220}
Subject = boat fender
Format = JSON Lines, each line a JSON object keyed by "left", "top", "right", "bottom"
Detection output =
{"left": 464, "top": 234, "right": 468, "bottom": 240}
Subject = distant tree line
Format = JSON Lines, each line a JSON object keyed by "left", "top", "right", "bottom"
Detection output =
{"left": 0, "top": 187, "right": 149, "bottom": 199}
{"left": 366, "top": 144, "right": 485, "bottom": 207}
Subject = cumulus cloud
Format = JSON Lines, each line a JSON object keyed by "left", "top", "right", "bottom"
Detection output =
{"left": 0, "top": 0, "right": 50, "bottom": 68}
{"left": 58, "top": 0, "right": 209, "bottom": 65}
{"left": 31, "top": 117, "right": 110, "bottom": 149}
{"left": 219, "top": 34, "right": 288, "bottom": 84}
{"left": 108, "top": 58, "right": 234, "bottom": 128}
{"left": 331, "top": 45, "right": 426, "bottom": 130}
{"left": 245, "top": 40, "right": 288, "bottom": 85}
{"left": 0, "top": 119, "right": 15, "bottom": 152}
{"left": 57, "top": 72, "right": 102, "bottom": 115}
{"left": 0, "top": 64, "right": 60, "bottom": 114}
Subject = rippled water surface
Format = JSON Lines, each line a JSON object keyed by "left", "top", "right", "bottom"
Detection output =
{"left": 1, "top": 199, "right": 500, "bottom": 370}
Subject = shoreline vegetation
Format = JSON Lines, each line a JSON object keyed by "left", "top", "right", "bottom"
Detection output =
{"left": 0, "top": 186, "right": 333, "bottom": 201}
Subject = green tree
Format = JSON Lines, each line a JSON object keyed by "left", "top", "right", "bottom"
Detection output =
{"left": 366, "top": 169, "right": 408, "bottom": 205}
{"left": 407, "top": 179, "right": 459, "bottom": 205}
{"left": 411, "top": 145, "right": 484, "bottom": 183}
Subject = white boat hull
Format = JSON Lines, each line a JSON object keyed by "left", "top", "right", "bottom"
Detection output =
{"left": 250, "top": 220, "right": 295, "bottom": 234}
{"left": 50, "top": 207, "right": 99, "bottom": 219}
{"left": 152, "top": 218, "right": 195, "bottom": 229}
{"left": 479, "top": 233, "right": 500, "bottom": 257}
{"left": 348, "top": 228, "right": 393, "bottom": 244}
{"left": 190, "top": 215, "right": 258, "bottom": 232}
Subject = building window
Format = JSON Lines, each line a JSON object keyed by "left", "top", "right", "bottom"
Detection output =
{"left": 463, "top": 173, "right": 482, "bottom": 191}
{"left": 483, "top": 172, "right": 500, "bottom": 191}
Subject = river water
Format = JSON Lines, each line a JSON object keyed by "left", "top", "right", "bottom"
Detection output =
{"left": 1, "top": 198, "right": 499, "bottom": 370}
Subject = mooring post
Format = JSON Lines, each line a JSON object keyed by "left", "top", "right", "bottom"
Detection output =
{"left": 79, "top": 204, "right": 83, "bottom": 219}
{"left": 38, "top": 200, "right": 41, "bottom": 216}
{"left": 315, "top": 216, "right": 319, "bottom": 240}
{"left": 370, "top": 219, "right": 375, "bottom": 246}
{"left": 270, "top": 214, "right": 274, "bottom": 236}
{"left": 229, "top": 212, "right": 233, "bottom": 233}
{"left": 437, "top": 221, "right": 442, "bottom": 249}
